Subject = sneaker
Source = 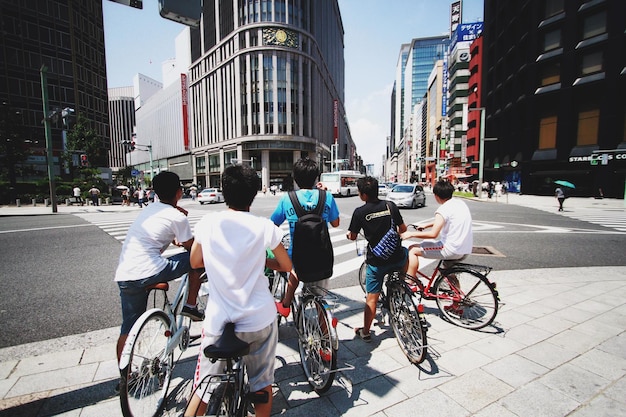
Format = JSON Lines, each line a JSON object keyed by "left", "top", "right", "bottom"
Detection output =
{"left": 181, "top": 305, "right": 204, "bottom": 321}
{"left": 444, "top": 304, "right": 464, "bottom": 317}
{"left": 275, "top": 301, "right": 291, "bottom": 318}
{"left": 354, "top": 327, "right": 372, "bottom": 343}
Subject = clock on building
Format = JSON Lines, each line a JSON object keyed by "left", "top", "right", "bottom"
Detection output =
{"left": 263, "top": 28, "right": 298, "bottom": 48}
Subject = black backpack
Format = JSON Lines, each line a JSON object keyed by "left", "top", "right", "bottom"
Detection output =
{"left": 288, "top": 190, "right": 334, "bottom": 282}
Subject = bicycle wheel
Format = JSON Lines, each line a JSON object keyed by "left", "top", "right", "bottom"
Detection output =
{"left": 297, "top": 296, "right": 337, "bottom": 394}
{"left": 387, "top": 282, "right": 427, "bottom": 364}
{"left": 205, "top": 381, "right": 235, "bottom": 416}
{"left": 120, "top": 310, "right": 173, "bottom": 417}
{"left": 358, "top": 262, "right": 367, "bottom": 293}
{"left": 434, "top": 268, "right": 498, "bottom": 330}
{"left": 270, "top": 270, "right": 288, "bottom": 303}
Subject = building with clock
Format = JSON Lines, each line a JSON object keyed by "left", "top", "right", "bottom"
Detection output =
{"left": 187, "top": 0, "right": 357, "bottom": 190}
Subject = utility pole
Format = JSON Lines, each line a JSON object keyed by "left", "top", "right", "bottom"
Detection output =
{"left": 40, "top": 65, "right": 57, "bottom": 213}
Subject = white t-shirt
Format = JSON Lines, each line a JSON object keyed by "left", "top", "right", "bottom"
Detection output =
{"left": 436, "top": 198, "right": 473, "bottom": 255}
{"left": 194, "top": 210, "right": 283, "bottom": 334}
{"left": 73, "top": 187, "right": 81, "bottom": 197}
{"left": 114, "top": 202, "right": 193, "bottom": 281}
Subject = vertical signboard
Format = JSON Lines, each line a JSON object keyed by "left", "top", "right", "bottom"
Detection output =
{"left": 181, "top": 73, "right": 190, "bottom": 151}
{"left": 450, "top": 1, "right": 462, "bottom": 37}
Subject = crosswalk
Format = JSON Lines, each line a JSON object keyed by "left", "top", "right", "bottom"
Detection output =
{"left": 561, "top": 209, "right": 626, "bottom": 232}
{"left": 76, "top": 212, "right": 371, "bottom": 280}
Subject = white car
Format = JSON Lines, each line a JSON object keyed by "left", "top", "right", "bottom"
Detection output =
{"left": 198, "top": 188, "right": 223, "bottom": 204}
{"left": 386, "top": 184, "right": 426, "bottom": 208}
{"left": 378, "top": 184, "right": 389, "bottom": 197}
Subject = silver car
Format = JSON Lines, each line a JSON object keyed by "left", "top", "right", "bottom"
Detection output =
{"left": 386, "top": 184, "right": 426, "bottom": 208}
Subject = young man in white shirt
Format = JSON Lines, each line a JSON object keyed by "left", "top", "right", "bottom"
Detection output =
{"left": 401, "top": 179, "right": 473, "bottom": 279}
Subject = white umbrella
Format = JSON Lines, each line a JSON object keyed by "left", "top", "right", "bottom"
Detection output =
{"left": 116, "top": 185, "right": 129, "bottom": 190}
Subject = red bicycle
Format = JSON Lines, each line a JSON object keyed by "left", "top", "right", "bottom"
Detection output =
{"left": 359, "top": 228, "right": 499, "bottom": 330}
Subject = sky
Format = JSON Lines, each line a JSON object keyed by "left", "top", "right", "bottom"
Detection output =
{"left": 103, "top": 0, "right": 484, "bottom": 175}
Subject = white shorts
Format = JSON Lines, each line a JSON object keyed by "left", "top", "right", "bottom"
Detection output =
{"left": 419, "top": 240, "right": 467, "bottom": 262}
{"left": 192, "top": 321, "right": 277, "bottom": 402}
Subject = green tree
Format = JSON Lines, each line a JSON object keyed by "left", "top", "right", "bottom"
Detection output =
{"left": 62, "top": 114, "right": 106, "bottom": 180}
{"left": 0, "top": 103, "right": 29, "bottom": 203}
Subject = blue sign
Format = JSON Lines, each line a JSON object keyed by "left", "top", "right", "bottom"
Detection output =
{"left": 131, "top": 169, "right": 139, "bottom": 176}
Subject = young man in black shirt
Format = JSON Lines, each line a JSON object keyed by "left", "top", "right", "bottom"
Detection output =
{"left": 346, "top": 176, "right": 408, "bottom": 342}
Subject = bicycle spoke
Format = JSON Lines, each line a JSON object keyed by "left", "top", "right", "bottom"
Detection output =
{"left": 388, "top": 283, "right": 427, "bottom": 364}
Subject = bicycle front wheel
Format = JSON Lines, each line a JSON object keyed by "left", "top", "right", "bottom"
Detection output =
{"left": 434, "top": 269, "right": 498, "bottom": 330}
{"left": 387, "top": 282, "right": 427, "bottom": 364}
{"left": 119, "top": 310, "right": 173, "bottom": 417}
{"left": 297, "top": 296, "right": 337, "bottom": 394}
{"left": 206, "top": 381, "right": 235, "bottom": 416}
{"left": 358, "top": 262, "right": 367, "bottom": 293}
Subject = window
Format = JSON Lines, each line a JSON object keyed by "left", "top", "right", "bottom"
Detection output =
{"left": 538, "top": 116, "right": 557, "bottom": 149}
{"left": 545, "top": 0, "right": 563, "bottom": 18}
{"left": 543, "top": 30, "right": 561, "bottom": 52}
{"left": 582, "top": 12, "right": 606, "bottom": 40}
{"left": 540, "top": 63, "right": 560, "bottom": 86}
{"left": 196, "top": 156, "right": 206, "bottom": 174}
{"left": 581, "top": 51, "right": 602, "bottom": 76}
{"left": 209, "top": 154, "right": 221, "bottom": 173}
{"left": 576, "top": 109, "right": 599, "bottom": 146}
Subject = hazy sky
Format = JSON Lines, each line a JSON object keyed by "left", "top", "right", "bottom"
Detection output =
{"left": 103, "top": 0, "right": 484, "bottom": 175}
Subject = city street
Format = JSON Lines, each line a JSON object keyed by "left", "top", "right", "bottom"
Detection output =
{"left": 0, "top": 192, "right": 625, "bottom": 417}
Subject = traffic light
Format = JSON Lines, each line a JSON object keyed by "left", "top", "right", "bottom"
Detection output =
{"left": 80, "top": 154, "right": 89, "bottom": 167}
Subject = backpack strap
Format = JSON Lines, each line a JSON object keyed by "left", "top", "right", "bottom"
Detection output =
{"left": 288, "top": 191, "right": 306, "bottom": 218}
{"left": 288, "top": 190, "right": 326, "bottom": 218}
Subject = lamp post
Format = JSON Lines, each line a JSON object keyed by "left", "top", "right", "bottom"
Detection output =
{"left": 40, "top": 65, "right": 57, "bottom": 213}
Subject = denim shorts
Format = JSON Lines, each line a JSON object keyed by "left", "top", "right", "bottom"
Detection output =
{"left": 118, "top": 251, "right": 191, "bottom": 335}
{"left": 365, "top": 247, "right": 408, "bottom": 294}
{"left": 193, "top": 321, "right": 278, "bottom": 402}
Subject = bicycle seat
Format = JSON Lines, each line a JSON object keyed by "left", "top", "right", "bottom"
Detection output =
{"left": 204, "top": 322, "right": 250, "bottom": 360}
{"left": 145, "top": 282, "right": 169, "bottom": 292}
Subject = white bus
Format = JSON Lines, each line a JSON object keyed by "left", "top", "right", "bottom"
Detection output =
{"left": 319, "top": 170, "right": 364, "bottom": 197}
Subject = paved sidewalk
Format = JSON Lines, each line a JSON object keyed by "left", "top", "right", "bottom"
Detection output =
{"left": 1, "top": 266, "right": 626, "bottom": 416}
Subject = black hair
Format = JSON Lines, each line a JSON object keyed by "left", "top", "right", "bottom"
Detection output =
{"left": 292, "top": 158, "right": 319, "bottom": 189}
{"left": 357, "top": 176, "right": 379, "bottom": 199}
{"left": 433, "top": 179, "right": 454, "bottom": 200}
{"left": 222, "top": 164, "right": 260, "bottom": 210}
{"left": 152, "top": 171, "right": 181, "bottom": 201}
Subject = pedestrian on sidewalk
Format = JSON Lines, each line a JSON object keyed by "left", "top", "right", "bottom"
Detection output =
{"left": 555, "top": 186, "right": 565, "bottom": 211}
{"left": 73, "top": 185, "right": 83, "bottom": 205}
{"left": 88, "top": 186, "right": 100, "bottom": 206}
{"left": 346, "top": 176, "right": 408, "bottom": 343}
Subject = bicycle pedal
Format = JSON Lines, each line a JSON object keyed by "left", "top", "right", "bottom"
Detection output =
{"left": 247, "top": 390, "right": 269, "bottom": 404}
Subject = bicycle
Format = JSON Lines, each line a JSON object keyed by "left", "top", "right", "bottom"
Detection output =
{"left": 118, "top": 271, "right": 208, "bottom": 417}
{"left": 293, "top": 283, "right": 340, "bottom": 394}
{"left": 188, "top": 322, "right": 268, "bottom": 417}
{"left": 359, "top": 226, "right": 500, "bottom": 330}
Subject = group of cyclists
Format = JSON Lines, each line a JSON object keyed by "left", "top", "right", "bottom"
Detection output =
{"left": 114, "top": 158, "right": 473, "bottom": 416}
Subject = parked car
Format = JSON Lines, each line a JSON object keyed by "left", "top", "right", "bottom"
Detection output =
{"left": 385, "top": 183, "right": 426, "bottom": 208}
{"left": 198, "top": 188, "right": 224, "bottom": 204}
{"left": 378, "top": 184, "right": 389, "bottom": 197}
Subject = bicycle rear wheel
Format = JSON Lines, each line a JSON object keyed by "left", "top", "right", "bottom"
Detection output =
{"left": 206, "top": 381, "right": 235, "bottom": 416}
{"left": 387, "top": 282, "right": 427, "bottom": 364}
{"left": 297, "top": 296, "right": 337, "bottom": 394}
{"left": 434, "top": 269, "right": 498, "bottom": 330}
{"left": 119, "top": 310, "right": 173, "bottom": 417}
{"left": 358, "top": 262, "right": 367, "bottom": 293}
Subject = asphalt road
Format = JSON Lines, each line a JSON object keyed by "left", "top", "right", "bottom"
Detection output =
{"left": 1, "top": 194, "right": 624, "bottom": 348}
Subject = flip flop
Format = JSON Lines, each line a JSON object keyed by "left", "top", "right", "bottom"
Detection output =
{"left": 354, "top": 327, "right": 371, "bottom": 342}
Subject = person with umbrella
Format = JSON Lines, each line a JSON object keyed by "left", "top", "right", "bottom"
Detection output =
{"left": 554, "top": 180, "right": 574, "bottom": 212}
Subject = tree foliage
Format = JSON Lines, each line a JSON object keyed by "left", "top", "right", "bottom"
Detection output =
{"left": 62, "top": 114, "right": 106, "bottom": 180}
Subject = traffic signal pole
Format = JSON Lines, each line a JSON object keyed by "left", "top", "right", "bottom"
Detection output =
{"left": 40, "top": 65, "right": 58, "bottom": 213}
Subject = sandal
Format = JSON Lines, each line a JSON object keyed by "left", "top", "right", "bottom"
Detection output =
{"left": 354, "top": 327, "right": 371, "bottom": 343}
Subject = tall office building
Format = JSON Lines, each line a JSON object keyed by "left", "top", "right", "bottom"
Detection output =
{"left": 482, "top": 0, "right": 626, "bottom": 197}
{"left": 108, "top": 86, "right": 134, "bottom": 170}
{"left": 0, "top": 1, "right": 109, "bottom": 182}
{"left": 188, "top": 0, "right": 355, "bottom": 189}
{"left": 391, "top": 36, "right": 451, "bottom": 156}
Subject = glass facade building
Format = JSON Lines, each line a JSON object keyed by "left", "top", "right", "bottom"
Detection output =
{"left": 0, "top": 0, "right": 109, "bottom": 181}
{"left": 188, "top": 0, "right": 354, "bottom": 189}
